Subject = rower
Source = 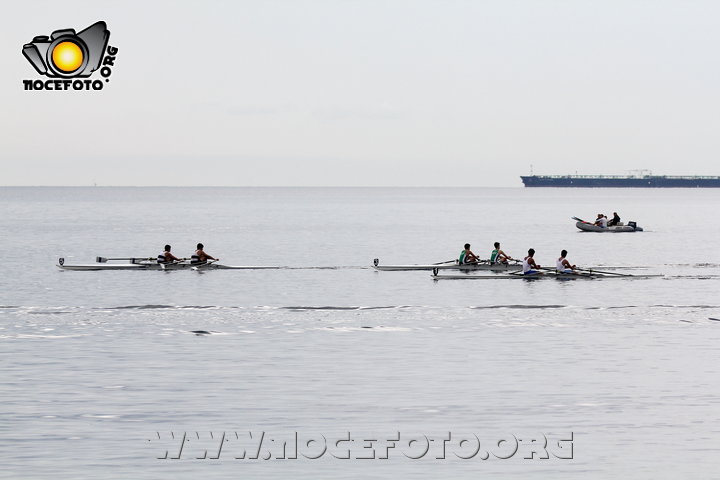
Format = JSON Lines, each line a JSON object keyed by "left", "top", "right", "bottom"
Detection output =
{"left": 522, "top": 248, "right": 541, "bottom": 275}
{"left": 594, "top": 213, "right": 608, "bottom": 228}
{"left": 191, "top": 243, "right": 218, "bottom": 264}
{"left": 490, "top": 242, "right": 513, "bottom": 265}
{"left": 607, "top": 212, "right": 621, "bottom": 227}
{"left": 458, "top": 243, "right": 480, "bottom": 264}
{"left": 157, "top": 244, "right": 181, "bottom": 264}
{"left": 556, "top": 249, "right": 576, "bottom": 273}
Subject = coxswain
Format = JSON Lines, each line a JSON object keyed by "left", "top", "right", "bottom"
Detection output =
{"left": 458, "top": 243, "right": 480, "bottom": 264}
{"left": 522, "top": 248, "right": 541, "bottom": 275}
{"left": 556, "top": 249, "right": 576, "bottom": 273}
{"left": 490, "top": 242, "right": 513, "bottom": 265}
{"left": 157, "top": 245, "right": 181, "bottom": 264}
{"left": 191, "top": 243, "right": 218, "bottom": 264}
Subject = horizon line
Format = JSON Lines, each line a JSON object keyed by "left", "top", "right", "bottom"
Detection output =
{"left": 0, "top": 184, "right": 525, "bottom": 188}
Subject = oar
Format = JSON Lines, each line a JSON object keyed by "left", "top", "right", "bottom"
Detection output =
{"left": 510, "top": 265, "right": 546, "bottom": 276}
{"left": 576, "top": 267, "right": 628, "bottom": 276}
{"left": 492, "top": 256, "right": 519, "bottom": 265}
{"left": 432, "top": 259, "right": 458, "bottom": 265}
{"left": 96, "top": 256, "right": 153, "bottom": 263}
{"left": 509, "top": 270, "right": 544, "bottom": 277}
{"left": 159, "top": 258, "right": 194, "bottom": 270}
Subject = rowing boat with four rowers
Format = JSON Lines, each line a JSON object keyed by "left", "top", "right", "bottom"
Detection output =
{"left": 431, "top": 248, "right": 662, "bottom": 280}
{"left": 431, "top": 269, "right": 663, "bottom": 280}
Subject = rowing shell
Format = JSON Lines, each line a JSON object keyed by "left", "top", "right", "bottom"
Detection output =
{"left": 58, "top": 263, "right": 150, "bottom": 271}
{"left": 372, "top": 258, "right": 521, "bottom": 272}
{"left": 57, "top": 258, "right": 285, "bottom": 271}
{"left": 431, "top": 269, "right": 663, "bottom": 280}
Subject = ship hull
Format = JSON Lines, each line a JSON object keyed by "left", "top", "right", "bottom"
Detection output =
{"left": 521, "top": 175, "right": 720, "bottom": 188}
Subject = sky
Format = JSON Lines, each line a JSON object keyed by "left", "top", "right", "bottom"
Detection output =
{"left": 1, "top": 0, "right": 719, "bottom": 186}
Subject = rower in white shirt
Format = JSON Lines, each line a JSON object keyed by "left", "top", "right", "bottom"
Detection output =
{"left": 556, "top": 250, "right": 576, "bottom": 273}
{"left": 522, "top": 248, "right": 541, "bottom": 275}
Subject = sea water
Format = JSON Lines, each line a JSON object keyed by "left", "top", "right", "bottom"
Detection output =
{"left": 1, "top": 187, "right": 719, "bottom": 479}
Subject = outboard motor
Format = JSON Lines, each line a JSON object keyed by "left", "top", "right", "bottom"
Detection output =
{"left": 628, "top": 221, "right": 642, "bottom": 231}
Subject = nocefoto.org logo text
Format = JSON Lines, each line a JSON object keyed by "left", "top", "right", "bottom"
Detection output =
{"left": 22, "top": 21, "right": 118, "bottom": 91}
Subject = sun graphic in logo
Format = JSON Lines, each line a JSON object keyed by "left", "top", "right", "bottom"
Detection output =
{"left": 51, "top": 41, "right": 84, "bottom": 72}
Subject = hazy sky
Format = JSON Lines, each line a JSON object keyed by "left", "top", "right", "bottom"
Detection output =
{"left": 2, "top": 0, "right": 719, "bottom": 186}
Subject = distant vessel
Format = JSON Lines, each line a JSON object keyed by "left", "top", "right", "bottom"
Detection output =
{"left": 521, "top": 170, "right": 720, "bottom": 188}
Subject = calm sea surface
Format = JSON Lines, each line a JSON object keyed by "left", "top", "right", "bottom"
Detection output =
{"left": 1, "top": 187, "right": 719, "bottom": 479}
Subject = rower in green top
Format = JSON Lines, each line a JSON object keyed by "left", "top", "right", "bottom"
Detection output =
{"left": 459, "top": 243, "right": 480, "bottom": 264}
{"left": 490, "top": 242, "right": 514, "bottom": 265}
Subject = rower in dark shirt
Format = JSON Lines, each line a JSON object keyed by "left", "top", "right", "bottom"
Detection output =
{"left": 157, "top": 245, "right": 181, "bottom": 264}
{"left": 191, "top": 243, "right": 218, "bottom": 264}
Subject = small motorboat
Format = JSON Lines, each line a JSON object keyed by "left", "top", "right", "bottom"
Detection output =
{"left": 573, "top": 217, "right": 643, "bottom": 232}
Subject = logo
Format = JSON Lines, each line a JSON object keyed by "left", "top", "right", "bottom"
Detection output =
{"left": 22, "top": 21, "right": 118, "bottom": 91}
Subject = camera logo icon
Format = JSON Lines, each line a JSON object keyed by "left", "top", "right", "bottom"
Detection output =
{"left": 22, "top": 21, "right": 109, "bottom": 78}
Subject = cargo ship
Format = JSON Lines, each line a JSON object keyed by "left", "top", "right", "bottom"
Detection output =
{"left": 520, "top": 173, "right": 720, "bottom": 188}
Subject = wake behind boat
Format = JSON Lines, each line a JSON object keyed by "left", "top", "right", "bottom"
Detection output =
{"left": 57, "top": 257, "right": 286, "bottom": 271}
{"left": 372, "top": 258, "right": 522, "bottom": 272}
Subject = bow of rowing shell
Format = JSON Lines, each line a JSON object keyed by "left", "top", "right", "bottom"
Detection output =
{"left": 372, "top": 258, "right": 522, "bottom": 271}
